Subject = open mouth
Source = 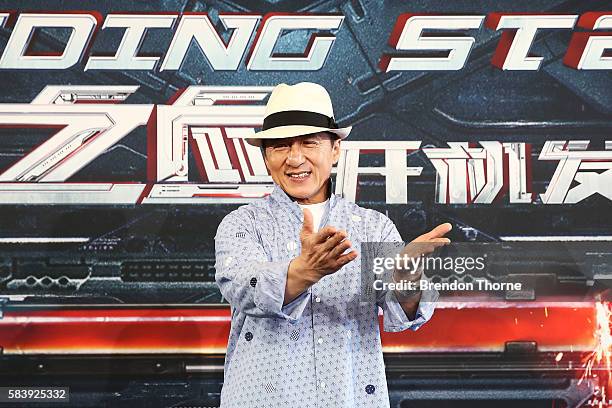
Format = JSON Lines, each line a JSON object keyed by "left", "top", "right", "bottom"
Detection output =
{"left": 286, "top": 171, "right": 312, "bottom": 180}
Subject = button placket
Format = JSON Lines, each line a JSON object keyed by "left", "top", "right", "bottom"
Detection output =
{"left": 311, "top": 283, "right": 326, "bottom": 397}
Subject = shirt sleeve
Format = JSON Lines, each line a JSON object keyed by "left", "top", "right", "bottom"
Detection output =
{"left": 214, "top": 208, "right": 310, "bottom": 323}
{"left": 374, "top": 213, "right": 440, "bottom": 332}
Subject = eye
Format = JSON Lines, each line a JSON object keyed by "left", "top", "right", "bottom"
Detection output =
{"left": 303, "top": 139, "right": 321, "bottom": 147}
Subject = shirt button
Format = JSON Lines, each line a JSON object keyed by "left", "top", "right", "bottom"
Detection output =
{"left": 287, "top": 241, "right": 297, "bottom": 251}
{"left": 245, "top": 332, "right": 253, "bottom": 341}
{"left": 317, "top": 337, "right": 323, "bottom": 344}
{"left": 290, "top": 330, "right": 300, "bottom": 341}
{"left": 319, "top": 381, "right": 326, "bottom": 389}
{"left": 352, "top": 214, "right": 361, "bottom": 222}
{"left": 250, "top": 277, "right": 257, "bottom": 287}
{"left": 365, "top": 384, "right": 375, "bottom": 394}
{"left": 315, "top": 297, "right": 321, "bottom": 303}
{"left": 224, "top": 257, "right": 233, "bottom": 266}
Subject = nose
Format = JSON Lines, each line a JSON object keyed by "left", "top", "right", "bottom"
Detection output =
{"left": 286, "top": 141, "right": 305, "bottom": 166}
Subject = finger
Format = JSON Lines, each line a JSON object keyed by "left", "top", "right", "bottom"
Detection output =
{"left": 424, "top": 240, "right": 448, "bottom": 251}
{"left": 320, "top": 231, "right": 347, "bottom": 252}
{"left": 419, "top": 223, "right": 453, "bottom": 240}
{"left": 328, "top": 238, "right": 352, "bottom": 259}
{"left": 400, "top": 242, "right": 424, "bottom": 258}
{"left": 335, "top": 250, "right": 358, "bottom": 267}
{"left": 313, "top": 225, "right": 339, "bottom": 243}
{"left": 301, "top": 208, "right": 314, "bottom": 235}
{"left": 430, "top": 237, "right": 451, "bottom": 243}
{"left": 407, "top": 241, "right": 445, "bottom": 257}
{"left": 403, "top": 240, "right": 437, "bottom": 254}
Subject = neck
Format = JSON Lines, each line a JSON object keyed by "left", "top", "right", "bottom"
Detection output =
{"left": 292, "top": 179, "right": 331, "bottom": 205}
{"left": 299, "top": 199, "right": 327, "bottom": 205}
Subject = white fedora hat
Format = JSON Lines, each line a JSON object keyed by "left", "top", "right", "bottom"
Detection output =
{"left": 246, "top": 82, "right": 352, "bottom": 147}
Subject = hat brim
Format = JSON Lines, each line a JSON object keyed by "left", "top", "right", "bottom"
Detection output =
{"left": 245, "top": 125, "right": 352, "bottom": 147}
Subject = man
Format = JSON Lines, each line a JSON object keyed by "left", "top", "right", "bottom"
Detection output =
{"left": 214, "top": 82, "right": 451, "bottom": 407}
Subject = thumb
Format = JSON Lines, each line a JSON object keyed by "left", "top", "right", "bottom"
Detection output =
{"left": 301, "top": 208, "right": 314, "bottom": 236}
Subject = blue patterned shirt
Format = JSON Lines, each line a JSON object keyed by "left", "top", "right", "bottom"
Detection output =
{"left": 214, "top": 183, "right": 439, "bottom": 407}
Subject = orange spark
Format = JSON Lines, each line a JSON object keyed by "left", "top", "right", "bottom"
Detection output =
{"left": 580, "top": 301, "right": 612, "bottom": 407}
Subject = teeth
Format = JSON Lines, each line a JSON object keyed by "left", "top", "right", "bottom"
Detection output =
{"left": 288, "top": 172, "right": 310, "bottom": 179}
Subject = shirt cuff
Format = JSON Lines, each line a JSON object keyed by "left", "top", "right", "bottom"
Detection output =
{"left": 252, "top": 260, "right": 310, "bottom": 323}
{"left": 382, "top": 286, "right": 440, "bottom": 332}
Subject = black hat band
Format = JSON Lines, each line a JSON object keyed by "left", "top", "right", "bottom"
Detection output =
{"left": 261, "top": 110, "right": 338, "bottom": 131}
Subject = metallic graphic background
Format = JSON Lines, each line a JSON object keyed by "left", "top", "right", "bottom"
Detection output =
{"left": 0, "top": 2, "right": 610, "bottom": 407}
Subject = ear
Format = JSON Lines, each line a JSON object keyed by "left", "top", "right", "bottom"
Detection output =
{"left": 331, "top": 138, "right": 341, "bottom": 165}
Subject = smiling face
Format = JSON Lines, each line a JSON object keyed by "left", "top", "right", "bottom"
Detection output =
{"left": 262, "top": 132, "right": 341, "bottom": 204}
